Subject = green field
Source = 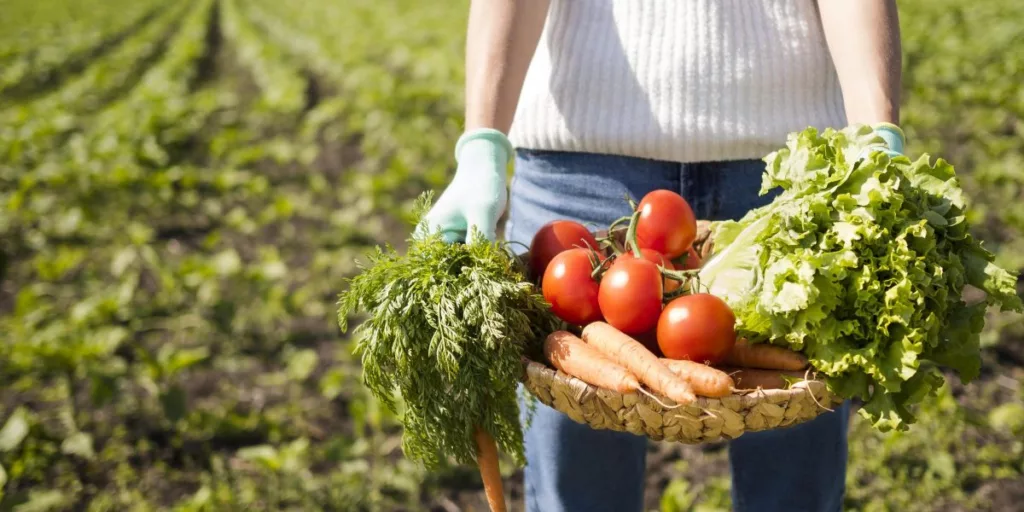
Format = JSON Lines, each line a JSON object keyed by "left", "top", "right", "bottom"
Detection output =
{"left": 1, "top": 1, "right": 1022, "bottom": 510}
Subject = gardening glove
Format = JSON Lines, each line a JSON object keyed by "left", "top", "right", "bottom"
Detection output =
{"left": 414, "top": 128, "right": 513, "bottom": 243}
{"left": 858, "top": 122, "right": 906, "bottom": 160}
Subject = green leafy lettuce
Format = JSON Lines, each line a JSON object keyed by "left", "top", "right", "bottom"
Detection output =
{"left": 698, "top": 125, "right": 1023, "bottom": 431}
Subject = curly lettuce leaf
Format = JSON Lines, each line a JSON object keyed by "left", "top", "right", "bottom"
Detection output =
{"left": 698, "top": 125, "right": 1023, "bottom": 431}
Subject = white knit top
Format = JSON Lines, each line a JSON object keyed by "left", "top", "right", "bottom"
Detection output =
{"left": 508, "top": 0, "right": 848, "bottom": 164}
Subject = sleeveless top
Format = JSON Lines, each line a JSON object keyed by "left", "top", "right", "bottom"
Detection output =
{"left": 508, "top": 0, "right": 847, "bottom": 163}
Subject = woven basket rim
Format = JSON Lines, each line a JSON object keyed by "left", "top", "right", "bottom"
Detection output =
{"left": 522, "top": 357, "right": 836, "bottom": 408}
{"left": 520, "top": 357, "right": 842, "bottom": 443}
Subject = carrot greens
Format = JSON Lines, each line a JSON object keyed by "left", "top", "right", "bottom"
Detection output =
{"left": 337, "top": 195, "right": 559, "bottom": 469}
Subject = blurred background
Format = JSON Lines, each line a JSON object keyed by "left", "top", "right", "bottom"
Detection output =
{"left": 0, "top": 0, "right": 1021, "bottom": 510}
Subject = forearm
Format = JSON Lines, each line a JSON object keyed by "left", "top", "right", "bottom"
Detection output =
{"left": 464, "top": 0, "right": 550, "bottom": 133}
{"left": 818, "top": 0, "right": 902, "bottom": 125}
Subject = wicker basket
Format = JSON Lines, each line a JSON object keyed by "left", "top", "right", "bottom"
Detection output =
{"left": 518, "top": 220, "right": 842, "bottom": 444}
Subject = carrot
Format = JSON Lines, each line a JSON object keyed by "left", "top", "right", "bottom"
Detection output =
{"left": 660, "top": 359, "right": 734, "bottom": 398}
{"left": 722, "top": 339, "right": 809, "bottom": 371}
{"left": 545, "top": 331, "right": 641, "bottom": 393}
{"left": 474, "top": 427, "right": 506, "bottom": 512}
{"left": 581, "top": 322, "right": 696, "bottom": 405}
{"left": 718, "top": 367, "right": 807, "bottom": 390}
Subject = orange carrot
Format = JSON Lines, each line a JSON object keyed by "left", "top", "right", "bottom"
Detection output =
{"left": 474, "top": 428, "right": 506, "bottom": 512}
{"left": 717, "top": 367, "right": 806, "bottom": 390}
{"left": 722, "top": 339, "right": 809, "bottom": 371}
{"left": 545, "top": 331, "right": 641, "bottom": 393}
{"left": 660, "top": 359, "right": 734, "bottom": 398}
{"left": 581, "top": 322, "right": 696, "bottom": 405}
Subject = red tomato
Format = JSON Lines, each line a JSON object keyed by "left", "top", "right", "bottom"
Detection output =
{"left": 598, "top": 257, "right": 663, "bottom": 334}
{"left": 676, "top": 247, "right": 703, "bottom": 271}
{"left": 635, "top": 190, "right": 698, "bottom": 260}
{"left": 618, "top": 248, "right": 680, "bottom": 293}
{"left": 529, "top": 220, "right": 600, "bottom": 279}
{"left": 542, "top": 248, "right": 603, "bottom": 325}
{"left": 657, "top": 294, "right": 736, "bottom": 364}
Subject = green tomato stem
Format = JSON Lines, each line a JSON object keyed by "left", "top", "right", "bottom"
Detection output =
{"left": 604, "top": 214, "right": 634, "bottom": 254}
{"left": 586, "top": 246, "right": 609, "bottom": 281}
{"left": 660, "top": 267, "right": 701, "bottom": 302}
{"left": 624, "top": 209, "right": 643, "bottom": 258}
{"left": 607, "top": 214, "right": 633, "bottom": 233}
{"left": 626, "top": 195, "right": 639, "bottom": 211}
{"left": 593, "top": 234, "right": 620, "bottom": 256}
{"left": 661, "top": 267, "right": 700, "bottom": 281}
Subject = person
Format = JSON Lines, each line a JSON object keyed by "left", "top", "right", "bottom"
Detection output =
{"left": 418, "top": 1, "right": 905, "bottom": 511}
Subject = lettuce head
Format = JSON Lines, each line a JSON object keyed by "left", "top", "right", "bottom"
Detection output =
{"left": 698, "top": 125, "right": 1022, "bottom": 431}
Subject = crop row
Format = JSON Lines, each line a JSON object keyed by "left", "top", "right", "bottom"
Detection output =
{"left": 220, "top": 0, "right": 308, "bottom": 116}
{"left": 0, "top": 1, "right": 191, "bottom": 168}
{"left": 250, "top": 0, "right": 464, "bottom": 216}
{"left": 0, "top": 0, "right": 154, "bottom": 60}
{"left": 0, "top": 2, "right": 164, "bottom": 99}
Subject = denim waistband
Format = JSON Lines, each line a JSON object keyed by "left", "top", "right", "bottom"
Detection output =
{"left": 504, "top": 149, "right": 779, "bottom": 249}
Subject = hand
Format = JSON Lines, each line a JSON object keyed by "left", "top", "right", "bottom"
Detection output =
{"left": 415, "top": 128, "right": 513, "bottom": 243}
{"left": 860, "top": 122, "right": 906, "bottom": 160}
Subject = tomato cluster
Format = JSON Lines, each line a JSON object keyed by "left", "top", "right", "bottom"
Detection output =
{"left": 529, "top": 189, "right": 737, "bottom": 364}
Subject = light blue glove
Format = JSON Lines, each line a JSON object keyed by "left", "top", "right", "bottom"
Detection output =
{"left": 415, "top": 128, "right": 513, "bottom": 243}
{"left": 863, "top": 122, "right": 906, "bottom": 158}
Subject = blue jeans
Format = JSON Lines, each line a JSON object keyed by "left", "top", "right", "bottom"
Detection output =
{"left": 505, "top": 149, "right": 851, "bottom": 512}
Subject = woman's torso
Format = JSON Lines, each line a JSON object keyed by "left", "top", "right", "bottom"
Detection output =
{"left": 508, "top": 0, "right": 847, "bottom": 164}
